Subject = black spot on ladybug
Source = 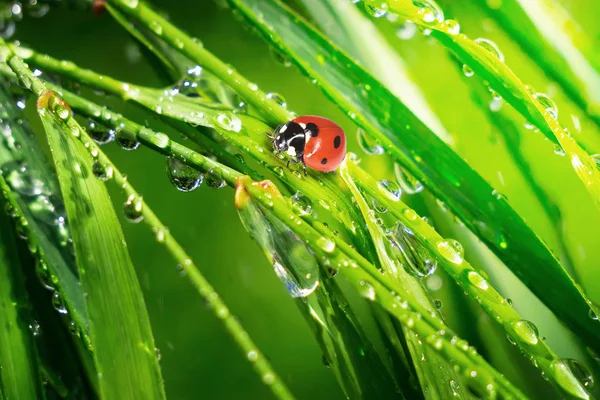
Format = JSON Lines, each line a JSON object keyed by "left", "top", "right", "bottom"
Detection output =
{"left": 307, "top": 122, "right": 319, "bottom": 137}
{"left": 333, "top": 135, "right": 341, "bottom": 148}
{"left": 321, "top": 158, "right": 328, "bottom": 165}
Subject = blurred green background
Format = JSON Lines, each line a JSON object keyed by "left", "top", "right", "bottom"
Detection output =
{"left": 15, "top": 0, "right": 600, "bottom": 398}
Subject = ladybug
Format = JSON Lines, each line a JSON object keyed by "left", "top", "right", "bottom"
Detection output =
{"left": 269, "top": 116, "right": 346, "bottom": 174}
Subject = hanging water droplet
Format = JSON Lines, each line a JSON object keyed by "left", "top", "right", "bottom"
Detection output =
{"left": 52, "top": 291, "right": 68, "bottom": 314}
{"left": 394, "top": 163, "right": 423, "bottom": 194}
{"left": 357, "top": 128, "right": 384, "bottom": 155}
{"left": 166, "top": 157, "right": 203, "bottom": 192}
{"left": 116, "top": 135, "right": 140, "bottom": 151}
{"left": 365, "top": 1, "right": 388, "bottom": 18}
{"left": 474, "top": 38, "right": 505, "bottom": 62}
{"left": 378, "top": 179, "right": 401, "bottom": 201}
{"left": 390, "top": 223, "right": 437, "bottom": 277}
{"left": 88, "top": 120, "right": 115, "bottom": 144}
{"left": 437, "top": 239, "right": 464, "bottom": 264}
{"left": 92, "top": 160, "right": 113, "bottom": 181}
{"left": 215, "top": 113, "right": 242, "bottom": 132}
{"left": 290, "top": 191, "right": 312, "bottom": 215}
{"left": 510, "top": 320, "right": 539, "bottom": 345}
{"left": 266, "top": 92, "right": 287, "bottom": 108}
{"left": 462, "top": 65, "right": 474, "bottom": 77}
{"left": 552, "top": 358, "right": 594, "bottom": 395}
{"left": 534, "top": 93, "right": 558, "bottom": 120}
{"left": 273, "top": 261, "right": 319, "bottom": 298}
{"left": 434, "top": 299, "right": 442, "bottom": 309}
{"left": 206, "top": 170, "right": 226, "bottom": 189}
{"left": 124, "top": 194, "right": 144, "bottom": 223}
{"left": 396, "top": 21, "right": 417, "bottom": 40}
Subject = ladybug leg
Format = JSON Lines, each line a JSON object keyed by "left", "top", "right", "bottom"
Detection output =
{"left": 286, "top": 158, "right": 291, "bottom": 168}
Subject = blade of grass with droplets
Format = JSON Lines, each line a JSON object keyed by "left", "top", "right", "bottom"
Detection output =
{"left": 345, "top": 159, "right": 593, "bottom": 398}
{"left": 236, "top": 176, "right": 526, "bottom": 399}
{"left": 363, "top": 0, "right": 600, "bottom": 210}
{"left": 2, "top": 43, "right": 167, "bottom": 399}
{"left": 340, "top": 164, "right": 469, "bottom": 399}
{"left": 206, "top": 0, "right": 600, "bottom": 357}
{"left": 236, "top": 187, "right": 399, "bottom": 398}
{"left": 0, "top": 186, "right": 43, "bottom": 400}
{"left": 0, "top": 81, "right": 89, "bottom": 337}
{"left": 477, "top": 0, "right": 600, "bottom": 128}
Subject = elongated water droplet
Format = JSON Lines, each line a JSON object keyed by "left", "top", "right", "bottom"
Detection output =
{"left": 357, "top": 128, "right": 384, "bottom": 155}
{"left": 534, "top": 93, "right": 558, "bottom": 120}
{"left": 467, "top": 270, "right": 488, "bottom": 290}
{"left": 390, "top": 223, "right": 437, "bottom": 277}
{"left": 359, "top": 280, "right": 376, "bottom": 300}
{"left": 291, "top": 191, "right": 312, "bottom": 215}
{"left": 437, "top": 239, "right": 464, "bottom": 264}
{"left": 394, "top": 163, "right": 423, "bottom": 194}
{"left": 215, "top": 113, "right": 242, "bottom": 132}
{"left": 552, "top": 358, "right": 594, "bottom": 397}
{"left": 510, "top": 320, "right": 539, "bottom": 345}
{"left": 317, "top": 237, "right": 335, "bottom": 253}
{"left": 266, "top": 92, "right": 287, "bottom": 108}
{"left": 365, "top": 2, "right": 388, "bottom": 18}
{"left": 52, "top": 291, "right": 68, "bottom": 314}
{"left": 475, "top": 38, "right": 504, "bottom": 62}
{"left": 378, "top": 179, "right": 401, "bottom": 201}
{"left": 124, "top": 194, "right": 144, "bottom": 222}
{"left": 166, "top": 157, "right": 203, "bottom": 192}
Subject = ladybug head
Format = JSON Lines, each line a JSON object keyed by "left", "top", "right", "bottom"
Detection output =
{"left": 271, "top": 121, "right": 306, "bottom": 155}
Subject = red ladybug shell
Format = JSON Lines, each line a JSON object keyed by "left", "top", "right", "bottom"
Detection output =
{"left": 293, "top": 116, "right": 346, "bottom": 172}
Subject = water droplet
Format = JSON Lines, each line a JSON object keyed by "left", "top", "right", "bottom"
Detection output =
{"left": 437, "top": 239, "right": 464, "bottom": 264}
{"left": 247, "top": 350, "right": 258, "bottom": 362}
{"left": 434, "top": 299, "right": 442, "bottom": 309}
{"left": 371, "top": 198, "right": 388, "bottom": 213}
{"left": 92, "top": 160, "right": 113, "bottom": 181}
{"left": 166, "top": 157, "right": 203, "bottom": 192}
{"left": 206, "top": 170, "right": 226, "bottom": 189}
{"left": 147, "top": 131, "right": 170, "bottom": 149}
{"left": 394, "top": 163, "right": 423, "bottom": 194}
{"left": 534, "top": 93, "right": 558, "bottom": 120}
{"left": 510, "top": 320, "right": 539, "bottom": 345}
{"left": 552, "top": 358, "right": 594, "bottom": 396}
{"left": 378, "top": 179, "right": 401, "bottom": 201}
{"left": 123, "top": 0, "right": 139, "bottom": 7}
{"left": 266, "top": 92, "right": 287, "bottom": 108}
{"left": 553, "top": 144, "right": 566, "bottom": 156}
{"left": 474, "top": 38, "right": 505, "bottom": 62}
{"left": 291, "top": 191, "right": 312, "bottom": 215}
{"left": 449, "top": 379, "right": 460, "bottom": 396}
{"left": 365, "top": 1, "right": 388, "bottom": 18}
{"left": 413, "top": 0, "right": 444, "bottom": 22}
{"left": 445, "top": 19, "right": 460, "bottom": 35}
{"left": 396, "top": 21, "right": 417, "bottom": 40}
{"left": 317, "top": 237, "right": 335, "bottom": 253}
{"left": 390, "top": 223, "right": 437, "bottom": 277}
{"left": 357, "top": 128, "right": 384, "bottom": 155}
{"left": 149, "top": 20, "right": 163, "bottom": 35}
{"left": 52, "top": 291, "right": 68, "bottom": 314}
{"left": 88, "top": 120, "right": 115, "bottom": 144}
{"left": 462, "top": 65, "right": 474, "bottom": 77}
{"left": 116, "top": 135, "right": 140, "bottom": 151}
{"left": 124, "top": 194, "right": 144, "bottom": 223}
{"left": 215, "top": 113, "right": 242, "bottom": 132}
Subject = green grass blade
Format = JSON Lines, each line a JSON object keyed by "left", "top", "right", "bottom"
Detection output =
{"left": 0, "top": 184, "right": 43, "bottom": 400}
{"left": 366, "top": 0, "right": 600, "bottom": 211}
{"left": 220, "top": 0, "right": 600, "bottom": 358}
{"left": 2, "top": 44, "right": 167, "bottom": 399}
{"left": 477, "top": 0, "right": 600, "bottom": 128}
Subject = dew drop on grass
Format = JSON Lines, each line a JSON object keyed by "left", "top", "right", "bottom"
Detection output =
{"left": 534, "top": 93, "right": 559, "bottom": 120}
{"left": 394, "top": 163, "right": 423, "bottom": 194}
{"left": 462, "top": 65, "right": 474, "bottom": 77}
{"left": 378, "top": 179, "right": 402, "bottom": 201}
{"left": 88, "top": 120, "right": 115, "bottom": 144}
{"left": 510, "top": 320, "right": 539, "bottom": 345}
{"left": 552, "top": 358, "right": 594, "bottom": 396}
{"left": 365, "top": 1, "right": 388, "bottom": 18}
{"left": 247, "top": 350, "right": 258, "bottom": 362}
{"left": 317, "top": 237, "right": 336, "bottom": 253}
{"left": 434, "top": 299, "right": 442, "bottom": 309}
{"left": 437, "top": 239, "right": 464, "bottom": 264}
{"left": 359, "top": 281, "right": 376, "bottom": 300}
{"left": 371, "top": 197, "right": 388, "bottom": 213}
{"left": 356, "top": 128, "right": 384, "bottom": 155}
{"left": 291, "top": 191, "right": 312, "bottom": 215}
{"left": 116, "top": 135, "right": 140, "bottom": 151}
{"left": 215, "top": 113, "right": 242, "bottom": 132}
{"left": 147, "top": 131, "right": 170, "bottom": 149}
{"left": 396, "top": 21, "right": 417, "bottom": 40}
{"left": 445, "top": 19, "right": 460, "bottom": 35}
{"left": 389, "top": 222, "right": 437, "bottom": 277}
{"left": 123, "top": 0, "right": 139, "bottom": 8}
{"left": 52, "top": 291, "right": 68, "bottom": 314}
{"left": 413, "top": 0, "right": 444, "bottom": 22}
{"left": 474, "top": 38, "right": 505, "bottom": 62}
{"left": 167, "top": 157, "right": 204, "bottom": 192}
{"left": 206, "top": 170, "right": 226, "bottom": 190}
{"left": 266, "top": 92, "right": 287, "bottom": 108}
{"left": 92, "top": 160, "right": 113, "bottom": 181}
{"left": 124, "top": 194, "right": 144, "bottom": 223}
{"left": 553, "top": 144, "right": 566, "bottom": 156}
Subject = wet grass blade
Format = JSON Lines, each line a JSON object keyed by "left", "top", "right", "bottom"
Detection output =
{"left": 1, "top": 44, "right": 167, "bottom": 399}
{"left": 0, "top": 183, "right": 43, "bottom": 400}
{"left": 477, "top": 0, "right": 600, "bottom": 128}
{"left": 220, "top": 0, "right": 600, "bottom": 356}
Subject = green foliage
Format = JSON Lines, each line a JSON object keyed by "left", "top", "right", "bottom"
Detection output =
{"left": 0, "top": 0, "right": 599, "bottom": 399}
